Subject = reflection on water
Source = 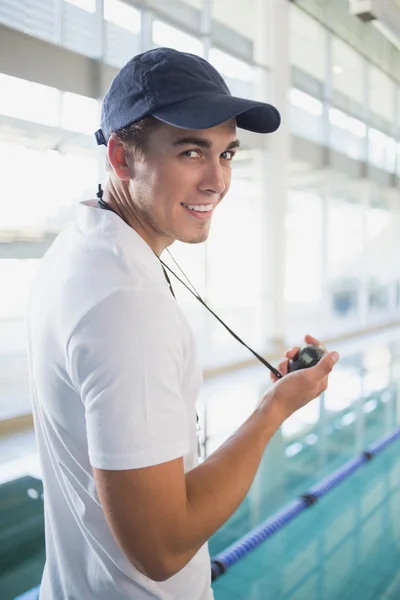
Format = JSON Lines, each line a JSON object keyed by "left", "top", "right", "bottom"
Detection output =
{"left": 209, "top": 333, "right": 400, "bottom": 599}
{"left": 200, "top": 333, "right": 400, "bottom": 458}
{"left": 206, "top": 328, "right": 400, "bottom": 600}
{"left": 212, "top": 437, "right": 400, "bottom": 600}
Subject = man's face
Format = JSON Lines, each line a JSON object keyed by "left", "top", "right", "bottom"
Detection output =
{"left": 126, "top": 119, "right": 239, "bottom": 251}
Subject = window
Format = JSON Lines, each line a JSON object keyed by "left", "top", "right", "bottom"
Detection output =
{"left": 0, "top": 143, "right": 98, "bottom": 230}
{"left": 369, "top": 66, "right": 395, "bottom": 123}
{"left": 0, "top": 259, "right": 42, "bottom": 419}
{"left": 368, "top": 128, "right": 390, "bottom": 170}
{"left": 0, "top": 74, "right": 59, "bottom": 127}
{"left": 209, "top": 47, "right": 255, "bottom": 99}
{"left": 329, "top": 108, "right": 368, "bottom": 138}
{"left": 212, "top": 0, "right": 256, "bottom": 41}
{"left": 326, "top": 192, "right": 363, "bottom": 331}
{"left": 105, "top": 0, "right": 141, "bottom": 67}
{"left": 0, "top": 259, "right": 41, "bottom": 320}
{"left": 0, "top": 0, "right": 59, "bottom": 44}
{"left": 209, "top": 48, "right": 253, "bottom": 82}
{"left": 366, "top": 198, "right": 392, "bottom": 316}
{"left": 289, "top": 4, "right": 327, "bottom": 82}
{"left": 331, "top": 37, "right": 364, "bottom": 105}
{"left": 181, "top": 0, "right": 203, "bottom": 7}
{"left": 329, "top": 108, "right": 367, "bottom": 137}
{"left": 61, "top": 92, "right": 99, "bottom": 134}
{"left": 285, "top": 191, "right": 323, "bottom": 304}
{"left": 204, "top": 151, "right": 264, "bottom": 367}
{"left": 329, "top": 108, "right": 366, "bottom": 160}
{"left": 63, "top": 0, "right": 99, "bottom": 57}
{"left": 64, "top": 0, "right": 96, "bottom": 13}
{"left": 153, "top": 20, "right": 203, "bottom": 55}
{"left": 290, "top": 89, "right": 323, "bottom": 116}
{"left": 104, "top": 0, "right": 141, "bottom": 32}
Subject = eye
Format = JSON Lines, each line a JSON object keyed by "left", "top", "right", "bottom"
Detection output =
{"left": 220, "top": 150, "right": 235, "bottom": 161}
{"left": 181, "top": 149, "right": 201, "bottom": 158}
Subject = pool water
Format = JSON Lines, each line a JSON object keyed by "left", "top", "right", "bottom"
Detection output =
{"left": 209, "top": 336, "right": 400, "bottom": 600}
{"left": 211, "top": 437, "right": 400, "bottom": 599}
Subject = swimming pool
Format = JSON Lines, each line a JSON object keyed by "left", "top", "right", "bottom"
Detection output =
{"left": 209, "top": 334, "right": 400, "bottom": 599}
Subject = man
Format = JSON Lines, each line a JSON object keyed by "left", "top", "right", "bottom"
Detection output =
{"left": 27, "top": 48, "right": 339, "bottom": 600}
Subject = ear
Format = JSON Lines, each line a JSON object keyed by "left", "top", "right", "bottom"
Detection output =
{"left": 107, "top": 136, "right": 132, "bottom": 181}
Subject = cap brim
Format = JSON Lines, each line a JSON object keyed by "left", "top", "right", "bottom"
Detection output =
{"left": 152, "top": 93, "right": 280, "bottom": 134}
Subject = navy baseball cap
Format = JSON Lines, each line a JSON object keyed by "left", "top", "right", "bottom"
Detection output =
{"left": 95, "top": 47, "right": 280, "bottom": 146}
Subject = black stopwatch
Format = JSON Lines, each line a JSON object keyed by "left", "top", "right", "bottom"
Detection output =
{"left": 288, "top": 344, "right": 325, "bottom": 374}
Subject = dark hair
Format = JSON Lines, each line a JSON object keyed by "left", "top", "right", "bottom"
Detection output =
{"left": 106, "top": 116, "right": 162, "bottom": 170}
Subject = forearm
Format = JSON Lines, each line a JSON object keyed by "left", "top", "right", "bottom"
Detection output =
{"left": 174, "top": 396, "right": 283, "bottom": 566}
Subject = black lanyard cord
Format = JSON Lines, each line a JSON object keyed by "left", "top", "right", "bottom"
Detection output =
{"left": 95, "top": 186, "right": 282, "bottom": 380}
{"left": 159, "top": 258, "right": 282, "bottom": 380}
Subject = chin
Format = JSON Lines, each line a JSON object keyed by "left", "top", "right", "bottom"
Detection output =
{"left": 177, "top": 231, "right": 209, "bottom": 244}
{"left": 175, "top": 223, "right": 211, "bottom": 245}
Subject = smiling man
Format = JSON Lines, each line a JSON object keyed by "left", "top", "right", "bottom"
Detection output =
{"left": 27, "top": 47, "right": 339, "bottom": 600}
{"left": 102, "top": 118, "right": 240, "bottom": 252}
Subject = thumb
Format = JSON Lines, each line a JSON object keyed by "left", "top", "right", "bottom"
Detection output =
{"left": 314, "top": 351, "right": 339, "bottom": 377}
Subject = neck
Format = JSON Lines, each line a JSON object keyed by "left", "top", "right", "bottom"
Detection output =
{"left": 102, "top": 177, "right": 172, "bottom": 257}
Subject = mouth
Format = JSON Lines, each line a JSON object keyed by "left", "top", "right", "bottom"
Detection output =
{"left": 180, "top": 202, "right": 214, "bottom": 220}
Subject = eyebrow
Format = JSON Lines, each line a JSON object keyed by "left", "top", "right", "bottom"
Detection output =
{"left": 172, "top": 137, "right": 241, "bottom": 151}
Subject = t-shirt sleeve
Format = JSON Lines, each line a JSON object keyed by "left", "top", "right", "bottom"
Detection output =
{"left": 67, "top": 289, "right": 190, "bottom": 470}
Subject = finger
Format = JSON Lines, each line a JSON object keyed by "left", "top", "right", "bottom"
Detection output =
{"left": 270, "top": 359, "right": 287, "bottom": 382}
{"left": 305, "top": 334, "right": 326, "bottom": 352}
{"left": 314, "top": 351, "right": 339, "bottom": 377}
{"left": 278, "top": 359, "right": 289, "bottom": 376}
{"left": 284, "top": 347, "right": 300, "bottom": 360}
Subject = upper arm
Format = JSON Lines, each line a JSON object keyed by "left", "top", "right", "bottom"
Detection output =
{"left": 67, "top": 289, "right": 190, "bottom": 470}
{"left": 93, "top": 457, "right": 189, "bottom": 581}
{"left": 67, "top": 290, "right": 193, "bottom": 579}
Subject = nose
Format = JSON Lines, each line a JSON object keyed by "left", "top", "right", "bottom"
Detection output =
{"left": 199, "top": 160, "right": 227, "bottom": 197}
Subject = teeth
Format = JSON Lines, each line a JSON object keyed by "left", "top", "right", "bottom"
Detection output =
{"left": 182, "top": 204, "right": 213, "bottom": 212}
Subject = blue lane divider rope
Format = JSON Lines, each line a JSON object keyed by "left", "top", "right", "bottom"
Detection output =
{"left": 14, "top": 427, "right": 400, "bottom": 598}
{"left": 210, "top": 425, "right": 400, "bottom": 581}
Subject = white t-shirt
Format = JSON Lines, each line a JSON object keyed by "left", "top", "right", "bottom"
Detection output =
{"left": 27, "top": 200, "right": 214, "bottom": 600}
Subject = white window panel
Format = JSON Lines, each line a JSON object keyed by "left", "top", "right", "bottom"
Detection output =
{"left": 386, "top": 137, "right": 396, "bottom": 173}
{"left": 0, "top": 0, "right": 59, "bottom": 44}
{"left": 63, "top": 0, "right": 100, "bottom": 58}
{"left": 0, "top": 142, "right": 98, "bottom": 231}
{"left": 368, "top": 128, "right": 390, "bottom": 170}
{"left": 285, "top": 191, "right": 323, "bottom": 304}
{"left": 105, "top": 24, "right": 141, "bottom": 68}
{"left": 212, "top": 0, "right": 255, "bottom": 41}
{"left": 328, "top": 108, "right": 367, "bottom": 160}
{"left": 332, "top": 37, "right": 364, "bottom": 105}
{"left": 209, "top": 48, "right": 253, "bottom": 82}
{"left": 0, "top": 74, "right": 60, "bottom": 127}
{"left": 0, "top": 259, "right": 41, "bottom": 320}
{"left": 329, "top": 107, "right": 348, "bottom": 128}
{"left": 153, "top": 20, "right": 203, "bottom": 56}
{"left": 369, "top": 66, "right": 395, "bottom": 122}
{"left": 64, "top": 0, "right": 96, "bottom": 12}
{"left": 104, "top": 0, "right": 141, "bottom": 32}
{"left": 289, "top": 3, "right": 327, "bottom": 82}
{"left": 181, "top": 0, "right": 203, "bottom": 7}
{"left": 209, "top": 48, "right": 255, "bottom": 99}
{"left": 103, "top": 0, "right": 141, "bottom": 67}
{"left": 61, "top": 92, "right": 99, "bottom": 134}
{"left": 289, "top": 104, "right": 325, "bottom": 145}
{"left": 329, "top": 108, "right": 366, "bottom": 138}
{"left": 290, "top": 88, "right": 323, "bottom": 116}
{"left": 348, "top": 117, "right": 366, "bottom": 138}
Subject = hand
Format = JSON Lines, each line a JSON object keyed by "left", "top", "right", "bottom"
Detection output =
{"left": 261, "top": 334, "right": 339, "bottom": 422}
{"left": 270, "top": 334, "right": 326, "bottom": 383}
